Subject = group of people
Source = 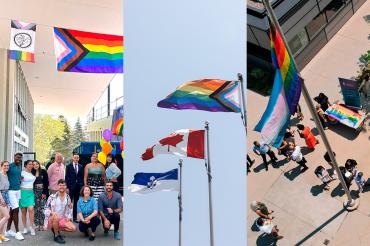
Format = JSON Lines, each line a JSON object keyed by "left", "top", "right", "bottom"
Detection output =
{"left": 250, "top": 200, "right": 283, "bottom": 241}
{"left": 0, "top": 151, "right": 123, "bottom": 244}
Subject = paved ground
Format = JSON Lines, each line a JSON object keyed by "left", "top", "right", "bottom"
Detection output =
{"left": 3, "top": 214, "right": 123, "bottom": 245}
{"left": 248, "top": 2, "right": 370, "bottom": 245}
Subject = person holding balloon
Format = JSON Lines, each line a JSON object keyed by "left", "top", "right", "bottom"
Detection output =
{"left": 105, "top": 154, "right": 121, "bottom": 193}
{"left": 84, "top": 153, "right": 106, "bottom": 201}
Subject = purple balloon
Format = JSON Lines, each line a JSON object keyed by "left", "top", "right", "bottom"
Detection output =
{"left": 103, "top": 129, "right": 112, "bottom": 141}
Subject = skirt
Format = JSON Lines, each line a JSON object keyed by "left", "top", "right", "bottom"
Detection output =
{"left": 19, "top": 189, "right": 35, "bottom": 208}
{"left": 88, "top": 175, "right": 105, "bottom": 200}
{"left": 0, "top": 191, "right": 10, "bottom": 207}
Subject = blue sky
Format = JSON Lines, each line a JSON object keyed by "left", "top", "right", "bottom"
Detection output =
{"left": 124, "top": 0, "right": 246, "bottom": 245}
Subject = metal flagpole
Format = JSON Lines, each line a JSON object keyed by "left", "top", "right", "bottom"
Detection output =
{"left": 261, "top": 0, "right": 358, "bottom": 210}
{"left": 204, "top": 121, "right": 214, "bottom": 246}
{"left": 238, "top": 73, "right": 248, "bottom": 135}
{"left": 178, "top": 159, "right": 183, "bottom": 246}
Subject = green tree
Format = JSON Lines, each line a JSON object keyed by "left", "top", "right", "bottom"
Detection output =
{"left": 71, "top": 117, "right": 85, "bottom": 148}
{"left": 33, "top": 114, "right": 64, "bottom": 164}
{"left": 51, "top": 115, "right": 73, "bottom": 162}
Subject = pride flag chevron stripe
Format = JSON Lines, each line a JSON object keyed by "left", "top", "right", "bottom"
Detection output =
{"left": 53, "top": 27, "right": 123, "bottom": 73}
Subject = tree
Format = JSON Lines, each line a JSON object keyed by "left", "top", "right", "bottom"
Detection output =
{"left": 33, "top": 115, "right": 64, "bottom": 164}
{"left": 71, "top": 117, "right": 86, "bottom": 148}
{"left": 51, "top": 115, "right": 73, "bottom": 163}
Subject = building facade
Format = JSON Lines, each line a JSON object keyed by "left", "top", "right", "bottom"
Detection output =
{"left": 85, "top": 74, "right": 123, "bottom": 141}
{"left": 0, "top": 49, "right": 34, "bottom": 161}
{"left": 247, "top": 0, "right": 367, "bottom": 94}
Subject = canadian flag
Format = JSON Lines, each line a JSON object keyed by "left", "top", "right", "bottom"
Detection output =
{"left": 141, "top": 129, "right": 205, "bottom": 160}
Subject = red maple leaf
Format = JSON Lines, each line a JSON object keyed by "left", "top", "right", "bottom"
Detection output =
{"left": 159, "top": 133, "right": 184, "bottom": 147}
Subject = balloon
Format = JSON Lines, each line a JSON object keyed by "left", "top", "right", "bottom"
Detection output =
{"left": 120, "top": 139, "right": 124, "bottom": 150}
{"left": 121, "top": 150, "right": 124, "bottom": 159}
{"left": 102, "top": 129, "right": 112, "bottom": 141}
{"left": 100, "top": 138, "right": 107, "bottom": 148}
{"left": 102, "top": 142, "right": 113, "bottom": 155}
{"left": 111, "top": 148, "right": 116, "bottom": 155}
{"left": 98, "top": 152, "right": 107, "bottom": 165}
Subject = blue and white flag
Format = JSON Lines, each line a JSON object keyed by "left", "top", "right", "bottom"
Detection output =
{"left": 129, "top": 168, "right": 179, "bottom": 194}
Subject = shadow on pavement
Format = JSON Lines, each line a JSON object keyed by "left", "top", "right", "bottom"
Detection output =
{"left": 256, "top": 233, "right": 277, "bottom": 246}
{"left": 301, "top": 147, "right": 315, "bottom": 156}
{"left": 331, "top": 183, "right": 346, "bottom": 197}
{"left": 310, "top": 184, "right": 325, "bottom": 196}
{"left": 295, "top": 208, "right": 346, "bottom": 246}
{"left": 284, "top": 165, "right": 302, "bottom": 181}
{"left": 253, "top": 162, "right": 267, "bottom": 173}
{"left": 328, "top": 124, "right": 361, "bottom": 141}
{"left": 271, "top": 158, "right": 289, "bottom": 169}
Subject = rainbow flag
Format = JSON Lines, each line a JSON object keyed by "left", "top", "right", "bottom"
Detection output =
{"left": 324, "top": 104, "right": 365, "bottom": 129}
{"left": 158, "top": 79, "right": 241, "bottom": 112}
{"left": 270, "top": 21, "right": 301, "bottom": 114}
{"left": 254, "top": 19, "right": 302, "bottom": 147}
{"left": 9, "top": 20, "right": 36, "bottom": 62}
{"left": 53, "top": 27, "right": 123, "bottom": 73}
{"left": 112, "top": 118, "right": 123, "bottom": 135}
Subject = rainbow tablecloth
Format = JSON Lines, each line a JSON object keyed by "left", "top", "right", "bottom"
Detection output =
{"left": 324, "top": 104, "right": 365, "bottom": 129}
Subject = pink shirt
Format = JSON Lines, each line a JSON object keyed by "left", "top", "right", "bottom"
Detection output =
{"left": 47, "top": 162, "right": 65, "bottom": 190}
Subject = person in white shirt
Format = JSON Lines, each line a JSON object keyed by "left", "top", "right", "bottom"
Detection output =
{"left": 19, "top": 160, "right": 36, "bottom": 236}
{"left": 287, "top": 142, "right": 308, "bottom": 172}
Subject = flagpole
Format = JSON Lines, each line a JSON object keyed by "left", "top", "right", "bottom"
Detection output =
{"left": 261, "top": 0, "right": 358, "bottom": 210}
{"left": 178, "top": 159, "right": 183, "bottom": 246}
{"left": 204, "top": 121, "right": 214, "bottom": 246}
{"left": 237, "top": 73, "right": 248, "bottom": 135}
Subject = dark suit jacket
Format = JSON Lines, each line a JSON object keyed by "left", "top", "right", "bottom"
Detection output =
{"left": 65, "top": 163, "right": 84, "bottom": 193}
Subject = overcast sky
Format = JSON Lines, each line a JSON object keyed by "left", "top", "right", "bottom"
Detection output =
{"left": 124, "top": 0, "right": 246, "bottom": 245}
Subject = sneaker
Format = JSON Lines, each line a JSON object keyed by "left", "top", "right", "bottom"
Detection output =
{"left": 30, "top": 227, "right": 36, "bottom": 236}
{"left": 0, "top": 235, "right": 9, "bottom": 242}
{"left": 4, "top": 230, "right": 15, "bottom": 237}
{"left": 22, "top": 228, "right": 28, "bottom": 234}
{"left": 89, "top": 235, "right": 95, "bottom": 241}
{"left": 104, "top": 230, "right": 109, "bottom": 237}
{"left": 14, "top": 232, "right": 24, "bottom": 241}
{"left": 54, "top": 235, "right": 65, "bottom": 244}
{"left": 114, "top": 231, "right": 121, "bottom": 240}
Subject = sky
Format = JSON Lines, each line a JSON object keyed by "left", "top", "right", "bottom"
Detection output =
{"left": 124, "top": 0, "right": 246, "bottom": 246}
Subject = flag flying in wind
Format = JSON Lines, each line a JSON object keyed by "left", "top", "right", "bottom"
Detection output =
{"left": 53, "top": 27, "right": 123, "bottom": 73}
{"left": 9, "top": 20, "right": 37, "bottom": 62}
{"left": 128, "top": 168, "right": 178, "bottom": 194}
{"left": 254, "top": 19, "right": 301, "bottom": 147}
{"left": 141, "top": 129, "right": 204, "bottom": 160}
{"left": 157, "top": 79, "right": 241, "bottom": 112}
{"left": 270, "top": 20, "right": 302, "bottom": 114}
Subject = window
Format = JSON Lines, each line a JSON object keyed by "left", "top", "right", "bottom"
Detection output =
{"left": 324, "top": 0, "right": 346, "bottom": 21}
{"left": 306, "top": 12, "right": 327, "bottom": 39}
{"left": 288, "top": 29, "right": 309, "bottom": 55}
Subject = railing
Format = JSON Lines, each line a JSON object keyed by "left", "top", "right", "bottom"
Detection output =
{"left": 86, "top": 96, "right": 123, "bottom": 124}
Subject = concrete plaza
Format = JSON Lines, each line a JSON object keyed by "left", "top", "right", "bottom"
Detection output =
{"left": 3, "top": 214, "right": 123, "bottom": 246}
{"left": 248, "top": 1, "right": 370, "bottom": 245}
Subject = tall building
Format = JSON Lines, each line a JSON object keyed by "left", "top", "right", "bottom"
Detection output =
{"left": 85, "top": 74, "right": 123, "bottom": 141}
{"left": 247, "top": 0, "right": 367, "bottom": 93}
{"left": 0, "top": 49, "right": 34, "bottom": 161}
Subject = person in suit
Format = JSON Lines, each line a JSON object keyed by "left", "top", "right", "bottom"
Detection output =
{"left": 65, "top": 153, "right": 84, "bottom": 223}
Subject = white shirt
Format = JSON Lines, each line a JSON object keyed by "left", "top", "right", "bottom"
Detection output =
{"left": 21, "top": 171, "right": 36, "bottom": 189}
{"left": 291, "top": 146, "right": 303, "bottom": 162}
{"left": 55, "top": 194, "right": 68, "bottom": 217}
{"left": 73, "top": 163, "right": 79, "bottom": 173}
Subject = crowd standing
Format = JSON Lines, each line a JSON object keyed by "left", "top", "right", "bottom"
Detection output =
{"left": 249, "top": 91, "right": 368, "bottom": 241}
{"left": 0, "top": 152, "right": 123, "bottom": 244}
